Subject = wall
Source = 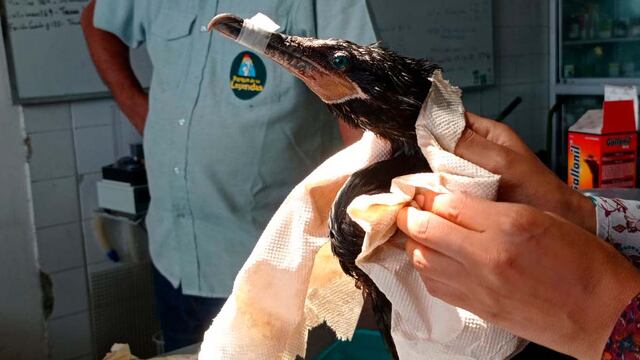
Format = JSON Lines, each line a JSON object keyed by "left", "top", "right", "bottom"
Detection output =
{"left": 0, "top": 25, "right": 47, "bottom": 360}
{"left": 464, "top": 0, "right": 550, "bottom": 152}
{"left": 24, "top": 99, "right": 141, "bottom": 360}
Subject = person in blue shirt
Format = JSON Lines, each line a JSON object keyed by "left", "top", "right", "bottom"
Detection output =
{"left": 81, "top": 0, "right": 377, "bottom": 352}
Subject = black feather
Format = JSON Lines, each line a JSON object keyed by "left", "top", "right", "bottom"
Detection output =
{"left": 296, "top": 39, "right": 439, "bottom": 357}
{"left": 330, "top": 152, "right": 430, "bottom": 359}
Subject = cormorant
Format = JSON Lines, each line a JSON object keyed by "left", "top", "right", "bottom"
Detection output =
{"left": 209, "top": 14, "right": 571, "bottom": 360}
{"left": 210, "top": 14, "right": 437, "bottom": 358}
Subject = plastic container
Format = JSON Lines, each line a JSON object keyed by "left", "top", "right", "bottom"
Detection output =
{"left": 314, "top": 329, "right": 393, "bottom": 360}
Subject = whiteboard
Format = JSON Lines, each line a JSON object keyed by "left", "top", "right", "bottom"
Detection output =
{"left": 368, "top": 0, "right": 494, "bottom": 88}
{"left": 0, "top": 0, "right": 491, "bottom": 104}
{"left": 0, "top": 0, "right": 152, "bottom": 104}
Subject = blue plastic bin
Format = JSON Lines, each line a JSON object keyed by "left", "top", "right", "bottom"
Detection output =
{"left": 314, "top": 329, "right": 394, "bottom": 360}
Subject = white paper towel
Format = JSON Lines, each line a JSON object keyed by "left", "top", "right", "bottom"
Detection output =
{"left": 199, "top": 70, "right": 525, "bottom": 359}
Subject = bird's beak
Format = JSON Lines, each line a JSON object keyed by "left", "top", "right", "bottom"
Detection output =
{"left": 209, "top": 13, "right": 363, "bottom": 103}
{"left": 207, "top": 13, "right": 244, "bottom": 40}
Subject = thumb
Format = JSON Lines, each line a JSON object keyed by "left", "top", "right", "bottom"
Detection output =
{"left": 465, "top": 112, "right": 534, "bottom": 158}
{"left": 454, "top": 127, "right": 514, "bottom": 176}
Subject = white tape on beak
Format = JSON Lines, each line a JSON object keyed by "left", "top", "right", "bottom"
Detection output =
{"left": 237, "top": 13, "right": 281, "bottom": 53}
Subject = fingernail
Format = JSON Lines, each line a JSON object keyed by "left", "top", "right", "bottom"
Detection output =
{"left": 412, "top": 247, "right": 428, "bottom": 270}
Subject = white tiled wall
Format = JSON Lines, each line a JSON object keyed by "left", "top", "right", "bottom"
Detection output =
{"left": 37, "top": 223, "right": 84, "bottom": 273}
{"left": 29, "top": 131, "right": 76, "bottom": 182}
{"left": 464, "top": 0, "right": 550, "bottom": 152}
{"left": 31, "top": 176, "right": 80, "bottom": 228}
{"left": 25, "top": 100, "right": 142, "bottom": 360}
{"left": 47, "top": 312, "right": 92, "bottom": 360}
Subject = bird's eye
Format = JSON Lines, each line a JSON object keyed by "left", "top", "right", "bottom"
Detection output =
{"left": 331, "top": 54, "right": 350, "bottom": 70}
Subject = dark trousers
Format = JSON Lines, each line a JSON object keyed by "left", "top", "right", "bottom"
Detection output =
{"left": 153, "top": 266, "right": 226, "bottom": 353}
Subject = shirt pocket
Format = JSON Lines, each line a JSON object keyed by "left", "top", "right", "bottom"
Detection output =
{"left": 213, "top": 3, "right": 293, "bottom": 109}
{"left": 147, "top": 8, "right": 197, "bottom": 91}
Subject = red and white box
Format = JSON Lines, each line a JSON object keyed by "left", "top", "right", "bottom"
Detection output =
{"left": 568, "top": 86, "right": 638, "bottom": 190}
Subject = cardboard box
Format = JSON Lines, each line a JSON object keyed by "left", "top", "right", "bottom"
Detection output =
{"left": 568, "top": 86, "right": 638, "bottom": 189}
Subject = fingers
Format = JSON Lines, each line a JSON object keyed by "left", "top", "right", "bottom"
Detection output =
{"left": 405, "top": 239, "right": 466, "bottom": 284}
{"left": 397, "top": 206, "right": 476, "bottom": 259}
{"left": 455, "top": 127, "right": 515, "bottom": 176}
{"left": 464, "top": 112, "right": 498, "bottom": 139}
{"left": 414, "top": 191, "right": 496, "bottom": 232}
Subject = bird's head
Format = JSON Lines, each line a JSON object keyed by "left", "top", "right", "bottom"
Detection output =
{"left": 210, "top": 14, "right": 440, "bottom": 148}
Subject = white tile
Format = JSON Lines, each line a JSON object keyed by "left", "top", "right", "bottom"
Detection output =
{"left": 499, "top": 83, "right": 548, "bottom": 112}
{"left": 461, "top": 90, "right": 483, "bottom": 114}
{"left": 499, "top": 54, "right": 549, "bottom": 86}
{"left": 73, "top": 125, "right": 116, "bottom": 175}
{"left": 82, "top": 220, "right": 110, "bottom": 266}
{"left": 522, "top": 108, "right": 549, "bottom": 152}
{"left": 23, "top": 103, "right": 71, "bottom": 134}
{"left": 496, "top": 26, "right": 548, "bottom": 57}
{"left": 113, "top": 109, "right": 143, "bottom": 159}
{"left": 497, "top": 55, "right": 519, "bottom": 86}
{"left": 71, "top": 99, "right": 115, "bottom": 129}
{"left": 50, "top": 267, "right": 89, "bottom": 319}
{"left": 29, "top": 130, "right": 76, "bottom": 182}
{"left": 31, "top": 177, "right": 80, "bottom": 228}
{"left": 494, "top": 0, "right": 549, "bottom": 28}
{"left": 480, "top": 87, "right": 501, "bottom": 119}
{"left": 47, "top": 312, "right": 92, "bottom": 360}
{"left": 78, "top": 173, "right": 102, "bottom": 220}
{"left": 502, "top": 107, "right": 549, "bottom": 152}
{"left": 37, "top": 223, "right": 83, "bottom": 273}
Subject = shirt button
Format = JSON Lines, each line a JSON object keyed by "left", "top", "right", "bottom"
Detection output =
{"left": 200, "top": 25, "right": 208, "bottom": 32}
{"left": 178, "top": 118, "right": 186, "bottom": 126}
{"left": 173, "top": 167, "right": 181, "bottom": 175}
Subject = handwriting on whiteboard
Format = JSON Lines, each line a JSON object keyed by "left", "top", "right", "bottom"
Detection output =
{"left": 368, "top": 0, "right": 494, "bottom": 88}
{"left": 6, "top": 0, "right": 87, "bottom": 32}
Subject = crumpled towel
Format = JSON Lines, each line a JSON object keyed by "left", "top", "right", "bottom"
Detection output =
{"left": 199, "top": 70, "right": 526, "bottom": 359}
{"left": 198, "top": 132, "right": 392, "bottom": 359}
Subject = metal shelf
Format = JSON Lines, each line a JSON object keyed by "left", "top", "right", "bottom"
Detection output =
{"left": 555, "top": 78, "right": 640, "bottom": 95}
{"left": 563, "top": 36, "right": 640, "bottom": 46}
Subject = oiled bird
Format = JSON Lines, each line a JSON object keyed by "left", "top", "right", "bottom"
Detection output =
{"left": 209, "top": 14, "right": 569, "bottom": 360}
{"left": 209, "top": 14, "right": 436, "bottom": 359}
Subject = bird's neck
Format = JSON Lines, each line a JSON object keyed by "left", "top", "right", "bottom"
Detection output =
{"left": 390, "top": 139, "right": 422, "bottom": 158}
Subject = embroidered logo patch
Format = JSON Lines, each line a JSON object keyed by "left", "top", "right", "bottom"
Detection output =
{"left": 230, "top": 52, "right": 267, "bottom": 100}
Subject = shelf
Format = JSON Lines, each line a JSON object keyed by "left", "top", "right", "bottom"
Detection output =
{"left": 563, "top": 36, "right": 640, "bottom": 46}
{"left": 554, "top": 78, "right": 640, "bottom": 95}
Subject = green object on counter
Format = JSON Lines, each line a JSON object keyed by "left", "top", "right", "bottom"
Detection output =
{"left": 314, "top": 329, "right": 394, "bottom": 360}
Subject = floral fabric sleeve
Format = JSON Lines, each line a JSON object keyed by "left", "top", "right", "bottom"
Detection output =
{"left": 592, "top": 196, "right": 640, "bottom": 268}
{"left": 602, "top": 293, "right": 640, "bottom": 360}
{"left": 591, "top": 197, "right": 640, "bottom": 359}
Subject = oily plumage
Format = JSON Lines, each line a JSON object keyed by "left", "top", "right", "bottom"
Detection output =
{"left": 317, "top": 42, "right": 436, "bottom": 359}
{"left": 329, "top": 153, "right": 429, "bottom": 359}
{"left": 317, "top": 40, "right": 439, "bottom": 152}
{"left": 209, "top": 15, "right": 438, "bottom": 358}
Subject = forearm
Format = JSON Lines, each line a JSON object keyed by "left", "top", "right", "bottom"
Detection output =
{"left": 81, "top": 0, "right": 148, "bottom": 133}
{"left": 560, "top": 189, "right": 597, "bottom": 234}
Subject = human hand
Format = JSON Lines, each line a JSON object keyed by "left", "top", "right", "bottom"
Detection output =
{"left": 397, "top": 191, "right": 640, "bottom": 360}
{"left": 456, "top": 112, "right": 595, "bottom": 233}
